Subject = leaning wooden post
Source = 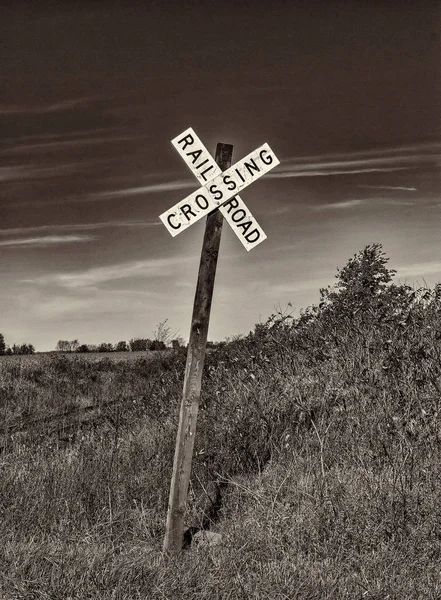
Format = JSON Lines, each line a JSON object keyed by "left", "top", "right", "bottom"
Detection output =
{"left": 163, "top": 142, "right": 233, "bottom": 554}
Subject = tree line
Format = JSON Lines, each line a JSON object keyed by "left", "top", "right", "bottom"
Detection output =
{"left": 55, "top": 338, "right": 181, "bottom": 353}
{"left": 0, "top": 334, "right": 183, "bottom": 356}
{"left": 0, "top": 320, "right": 186, "bottom": 356}
{"left": 55, "top": 319, "right": 185, "bottom": 353}
{"left": 0, "top": 334, "right": 35, "bottom": 355}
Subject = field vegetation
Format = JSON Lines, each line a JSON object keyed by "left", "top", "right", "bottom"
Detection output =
{"left": 1, "top": 244, "right": 440, "bottom": 599}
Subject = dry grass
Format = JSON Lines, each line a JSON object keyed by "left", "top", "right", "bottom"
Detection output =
{"left": 0, "top": 350, "right": 163, "bottom": 365}
{"left": 1, "top": 250, "right": 440, "bottom": 598}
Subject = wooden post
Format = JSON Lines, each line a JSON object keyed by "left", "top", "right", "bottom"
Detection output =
{"left": 163, "top": 142, "right": 233, "bottom": 554}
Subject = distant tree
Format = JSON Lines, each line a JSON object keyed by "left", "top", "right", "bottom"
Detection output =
{"left": 129, "top": 338, "right": 151, "bottom": 352}
{"left": 56, "top": 339, "right": 79, "bottom": 352}
{"left": 0, "top": 333, "right": 5, "bottom": 355}
{"left": 98, "top": 342, "right": 114, "bottom": 352}
{"left": 9, "top": 343, "right": 33, "bottom": 355}
{"left": 153, "top": 319, "right": 179, "bottom": 347}
{"left": 115, "top": 340, "right": 129, "bottom": 352}
{"left": 150, "top": 340, "right": 166, "bottom": 351}
{"left": 5, "top": 347, "right": 12, "bottom": 356}
{"left": 56, "top": 340, "right": 70, "bottom": 352}
{"left": 77, "top": 344, "right": 89, "bottom": 353}
{"left": 19, "top": 343, "right": 35, "bottom": 355}
{"left": 70, "top": 339, "right": 79, "bottom": 352}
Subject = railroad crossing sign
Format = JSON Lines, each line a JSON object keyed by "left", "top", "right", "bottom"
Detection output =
{"left": 160, "top": 127, "right": 280, "bottom": 250}
{"left": 162, "top": 130, "right": 279, "bottom": 554}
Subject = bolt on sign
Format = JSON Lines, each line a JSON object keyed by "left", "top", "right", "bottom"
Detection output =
{"left": 160, "top": 127, "right": 279, "bottom": 250}
{"left": 161, "top": 128, "right": 279, "bottom": 554}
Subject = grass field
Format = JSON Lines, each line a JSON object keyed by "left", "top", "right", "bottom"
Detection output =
{"left": 0, "top": 350, "right": 163, "bottom": 364}
{"left": 1, "top": 246, "right": 440, "bottom": 599}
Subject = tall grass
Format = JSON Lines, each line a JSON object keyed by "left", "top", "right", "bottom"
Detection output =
{"left": 1, "top": 245, "right": 440, "bottom": 598}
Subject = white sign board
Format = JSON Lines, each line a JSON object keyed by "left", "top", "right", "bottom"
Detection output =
{"left": 171, "top": 127, "right": 220, "bottom": 185}
{"left": 160, "top": 139, "right": 279, "bottom": 249}
{"left": 170, "top": 127, "right": 268, "bottom": 250}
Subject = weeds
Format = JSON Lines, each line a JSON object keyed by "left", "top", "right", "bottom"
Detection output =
{"left": 0, "top": 245, "right": 440, "bottom": 598}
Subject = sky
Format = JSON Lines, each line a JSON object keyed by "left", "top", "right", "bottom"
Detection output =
{"left": 1, "top": 1, "right": 440, "bottom": 351}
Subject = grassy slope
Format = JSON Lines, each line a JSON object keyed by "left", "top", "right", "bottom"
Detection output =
{"left": 1, "top": 257, "right": 440, "bottom": 598}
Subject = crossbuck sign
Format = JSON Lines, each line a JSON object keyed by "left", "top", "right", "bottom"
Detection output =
{"left": 160, "top": 127, "right": 280, "bottom": 250}
{"left": 161, "top": 129, "right": 279, "bottom": 554}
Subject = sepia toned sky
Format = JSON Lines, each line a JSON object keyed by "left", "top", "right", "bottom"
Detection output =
{"left": 1, "top": 1, "right": 440, "bottom": 351}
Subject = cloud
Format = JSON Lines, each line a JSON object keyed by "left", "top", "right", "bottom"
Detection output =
{"left": 379, "top": 198, "right": 417, "bottom": 206}
{"left": 22, "top": 181, "right": 195, "bottom": 208}
{"left": 396, "top": 262, "right": 441, "bottom": 279}
{"left": 5, "top": 132, "right": 148, "bottom": 154}
{"left": 33, "top": 289, "right": 160, "bottom": 319}
{"left": 33, "top": 297, "right": 99, "bottom": 318}
{"left": 92, "top": 180, "right": 196, "bottom": 199}
{"left": 0, "top": 166, "right": 27, "bottom": 181}
{"left": 270, "top": 279, "right": 331, "bottom": 294}
{"left": 13, "top": 280, "right": 170, "bottom": 325}
{"left": 0, "top": 220, "right": 159, "bottom": 237}
{"left": 271, "top": 205, "right": 295, "bottom": 215}
{"left": 270, "top": 167, "right": 409, "bottom": 178}
{"left": 357, "top": 185, "right": 417, "bottom": 192}
{"left": 312, "top": 195, "right": 420, "bottom": 211}
{"left": 5, "top": 180, "right": 195, "bottom": 208}
{"left": 0, "top": 235, "right": 95, "bottom": 248}
{"left": 271, "top": 141, "right": 441, "bottom": 179}
{"left": 0, "top": 98, "right": 93, "bottom": 115}
{"left": 0, "top": 163, "right": 82, "bottom": 182}
{"left": 283, "top": 141, "right": 441, "bottom": 163}
{"left": 25, "top": 256, "right": 195, "bottom": 289}
{"left": 313, "top": 199, "right": 364, "bottom": 211}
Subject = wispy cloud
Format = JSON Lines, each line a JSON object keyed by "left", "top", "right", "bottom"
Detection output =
{"left": 92, "top": 181, "right": 196, "bottom": 199}
{"left": 269, "top": 278, "right": 331, "bottom": 294}
{"left": 357, "top": 185, "right": 417, "bottom": 192}
{"left": 0, "top": 98, "right": 93, "bottom": 115}
{"left": 271, "top": 205, "right": 295, "bottom": 215}
{"left": 5, "top": 133, "right": 149, "bottom": 154}
{"left": 0, "top": 220, "right": 159, "bottom": 237}
{"left": 271, "top": 141, "right": 441, "bottom": 179}
{"left": 313, "top": 199, "right": 364, "bottom": 211}
{"left": 24, "top": 256, "right": 194, "bottom": 289}
{"left": 396, "top": 261, "right": 441, "bottom": 279}
{"left": 283, "top": 141, "right": 441, "bottom": 163}
{"left": 270, "top": 167, "right": 408, "bottom": 178}
{"left": 24, "top": 181, "right": 196, "bottom": 208}
{"left": 5, "top": 180, "right": 194, "bottom": 208}
{"left": 0, "top": 163, "right": 83, "bottom": 182}
{"left": 0, "top": 235, "right": 95, "bottom": 248}
{"left": 313, "top": 196, "right": 419, "bottom": 210}
{"left": 32, "top": 290, "right": 160, "bottom": 319}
